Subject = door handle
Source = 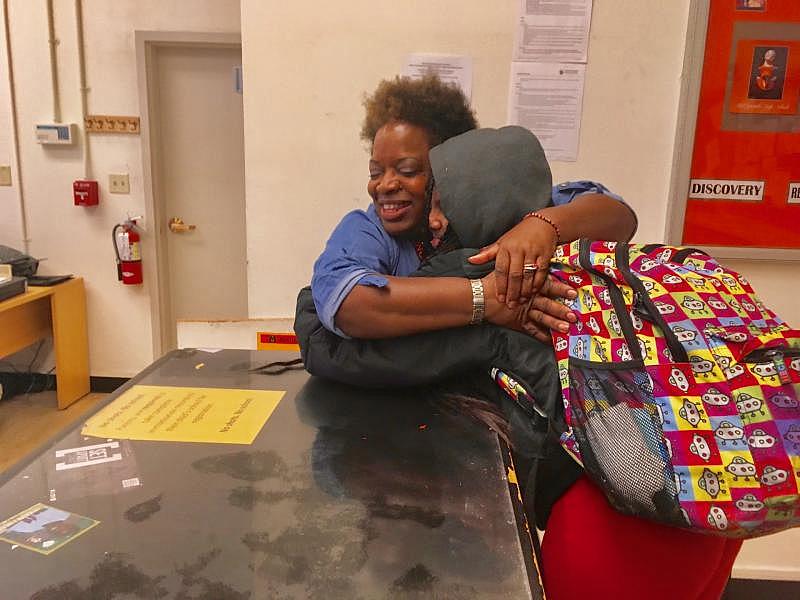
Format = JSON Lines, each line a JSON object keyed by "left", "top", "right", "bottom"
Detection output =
{"left": 168, "top": 217, "right": 196, "bottom": 233}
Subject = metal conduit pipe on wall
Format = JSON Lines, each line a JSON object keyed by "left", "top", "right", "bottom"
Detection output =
{"left": 74, "top": 0, "right": 91, "bottom": 180}
{"left": 2, "top": 0, "right": 30, "bottom": 252}
{"left": 46, "top": 0, "right": 61, "bottom": 123}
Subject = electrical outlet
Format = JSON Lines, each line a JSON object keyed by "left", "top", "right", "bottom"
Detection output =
{"left": 0, "top": 165, "right": 11, "bottom": 186}
{"left": 109, "top": 173, "right": 130, "bottom": 194}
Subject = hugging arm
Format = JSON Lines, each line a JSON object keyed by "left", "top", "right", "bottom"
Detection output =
{"left": 326, "top": 199, "right": 634, "bottom": 342}
{"left": 297, "top": 248, "right": 565, "bottom": 403}
{"left": 471, "top": 190, "right": 638, "bottom": 307}
{"left": 312, "top": 210, "right": 529, "bottom": 341}
{"left": 297, "top": 286, "right": 492, "bottom": 387}
{"left": 335, "top": 272, "right": 526, "bottom": 339}
{"left": 295, "top": 283, "right": 561, "bottom": 418}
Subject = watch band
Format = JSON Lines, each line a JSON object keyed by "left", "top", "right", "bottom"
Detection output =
{"left": 469, "top": 279, "right": 485, "bottom": 325}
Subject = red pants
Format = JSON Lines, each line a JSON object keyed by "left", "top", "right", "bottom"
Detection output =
{"left": 541, "top": 476, "right": 743, "bottom": 600}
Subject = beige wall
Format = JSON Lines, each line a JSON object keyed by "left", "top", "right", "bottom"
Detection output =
{"left": 0, "top": 0, "right": 797, "bottom": 581}
{"left": 239, "top": 0, "right": 799, "bottom": 580}
{"left": 241, "top": 0, "right": 694, "bottom": 317}
{"left": 0, "top": 0, "right": 240, "bottom": 376}
{"left": 1, "top": 3, "right": 795, "bottom": 375}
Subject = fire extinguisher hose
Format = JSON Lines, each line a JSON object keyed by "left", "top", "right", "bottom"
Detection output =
{"left": 112, "top": 223, "right": 123, "bottom": 280}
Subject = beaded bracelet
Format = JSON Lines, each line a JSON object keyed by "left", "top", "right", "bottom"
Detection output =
{"left": 523, "top": 211, "right": 561, "bottom": 244}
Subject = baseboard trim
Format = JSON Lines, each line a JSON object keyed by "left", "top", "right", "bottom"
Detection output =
{"left": 0, "top": 373, "right": 129, "bottom": 399}
{"left": 724, "top": 577, "right": 800, "bottom": 599}
{"left": 731, "top": 566, "right": 800, "bottom": 582}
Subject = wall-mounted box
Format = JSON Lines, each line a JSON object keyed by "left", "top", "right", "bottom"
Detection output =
{"left": 35, "top": 123, "right": 76, "bottom": 145}
{"left": 73, "top": 180, "right": 99, "bottom": 206}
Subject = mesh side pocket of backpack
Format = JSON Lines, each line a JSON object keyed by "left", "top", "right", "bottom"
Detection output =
{"left": 566, "top": 362, "right": 684, "bottom": 525}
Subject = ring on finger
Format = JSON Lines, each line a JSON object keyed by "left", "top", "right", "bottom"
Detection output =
{"left": 522, "top": 263, "right": 538, "bottom": 277}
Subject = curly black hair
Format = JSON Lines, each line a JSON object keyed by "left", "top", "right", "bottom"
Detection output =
{"left": 361, "top": 75, "right": 478, "bottom": 147}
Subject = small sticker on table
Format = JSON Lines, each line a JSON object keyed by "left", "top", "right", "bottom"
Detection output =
{"left": 55, "top": 441, "right": 122, "bottom": 471}
{"left": 0, "top": 503, "right": 99, "bottom": 555}
{"left": 122, "top": 478, "right": 141, "bottom": 489}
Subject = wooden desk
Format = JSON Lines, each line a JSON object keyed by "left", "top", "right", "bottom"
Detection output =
{"left": 0, "top": 278, "right": 89, "bottom": 409}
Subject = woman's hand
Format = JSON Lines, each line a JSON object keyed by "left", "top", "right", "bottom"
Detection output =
{"left": 483, "top": 273, "right": 577, "bottom": 341}
{"left": 467, "top": 192, "right": 637, "bottom": 309}
{"left": 520, "top": 277, "right": 578, "bottom": 342}
{"left": 481, "top": 273, "right": 528, "bottom": 332}
{"left": 468, "top": 215, "right": 558, "bottom": 309}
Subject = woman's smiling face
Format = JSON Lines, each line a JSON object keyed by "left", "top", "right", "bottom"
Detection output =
{"left": 368, "top": 121, "right": 432, "bottom": 239}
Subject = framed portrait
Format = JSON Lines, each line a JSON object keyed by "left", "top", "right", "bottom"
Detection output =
{"left": 729, "top": 41, "right": 799, "bottom": 114}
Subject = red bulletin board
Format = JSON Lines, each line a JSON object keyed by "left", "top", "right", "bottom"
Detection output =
{"left": 682, "top": 0, "right": 800, "bottom": 249}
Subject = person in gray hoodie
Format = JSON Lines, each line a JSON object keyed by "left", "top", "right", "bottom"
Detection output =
{"left": 295, "top": 122, "right": 743, "bottom": 600}
{"left": 295, "top": 124, "right": 612, "bottom": 528}
{"left": 295, "top": 76, "right": 741, "bottom": 598}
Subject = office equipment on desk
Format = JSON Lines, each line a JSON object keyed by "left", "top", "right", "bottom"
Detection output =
{"left": 0, "top": 264, "right": 26, "bottom": 301}
{"left": 26, "top": 274, "right": 73, "bottom": 287}
{"left": 0, "top": 244, "right": 39, "bottom": 278}
{"left": 0, "top": 349, "right": 543, "bottom": 599}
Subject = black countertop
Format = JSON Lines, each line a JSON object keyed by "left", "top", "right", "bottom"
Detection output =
{"left": 0, "top": 349, "right": 539, "bottom": 599}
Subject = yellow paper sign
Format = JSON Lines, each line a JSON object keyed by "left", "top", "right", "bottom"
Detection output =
{"left": 81, "top": 385, "right": 284, "bottom": 444}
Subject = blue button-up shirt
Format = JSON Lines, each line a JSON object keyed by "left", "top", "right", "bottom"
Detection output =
{"left": 312, "top": 181, "right": 626, "bottom": 337}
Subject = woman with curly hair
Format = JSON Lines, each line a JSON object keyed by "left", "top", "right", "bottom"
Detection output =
{"left": 298, "top": 75, "right": 741, "bottom": 598}
{"left": 311, "top": 75, "right": 634, "bottom": 342}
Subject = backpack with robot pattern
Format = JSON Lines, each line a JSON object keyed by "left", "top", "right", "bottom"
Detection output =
{"left": 493, "top": 240, "right": 800, "bottom": 538}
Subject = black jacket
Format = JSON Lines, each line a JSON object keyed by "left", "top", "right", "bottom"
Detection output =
{"left": 294, "top": 127, "right": 582, "bottom": 527}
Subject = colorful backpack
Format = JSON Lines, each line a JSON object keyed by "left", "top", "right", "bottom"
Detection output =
{"left": 495, "top": 240, "right": 800, "bottom": 538}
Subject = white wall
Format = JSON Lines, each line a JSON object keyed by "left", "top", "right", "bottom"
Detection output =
{"left": 242, "top": 0, "right": 694, "bottom": 318}
{"left": 3, "top": 2, "right": 796, "bottom": 374}
{"left": 0, "top": 0, "right": 240, "bottom": 376}
{"left": 240, "top": 0, "right": 799, "bottom": 580}
{"left": 0, "top": 0, "right": 797, "bottom": 580}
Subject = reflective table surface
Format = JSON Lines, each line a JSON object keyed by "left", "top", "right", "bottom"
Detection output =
{"left": 0, "top": 349, "right": 539, "bottom": 599}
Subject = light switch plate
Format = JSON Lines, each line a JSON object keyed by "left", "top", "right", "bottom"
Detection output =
{"left": 109, "top": 173, "right": 130, "bottom": 194}
{"left": 0, "top": 165, "right": 11, "bottom": 186}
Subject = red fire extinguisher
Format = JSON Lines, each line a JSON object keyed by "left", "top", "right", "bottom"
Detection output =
{"left": 113, "top": 217, "right": 143, "bottom": 285}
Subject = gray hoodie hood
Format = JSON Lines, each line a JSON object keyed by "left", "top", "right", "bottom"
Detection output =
{"left": 429, "top": 126, "right": 552, "bottom": 249}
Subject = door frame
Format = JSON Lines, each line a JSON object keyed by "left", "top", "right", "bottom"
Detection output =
{"left": 136, "top": 31, "right": 242, "bottom": 359}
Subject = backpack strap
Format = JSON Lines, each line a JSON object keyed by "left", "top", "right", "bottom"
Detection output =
{"left": 670, "top": 247, "right": 710, "bottom": 264}
{"left": 613, "top": 243, "right": 689, "bottom": 363}
{"left": 577, "top": 239, "right": 644, "bottom": 362}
